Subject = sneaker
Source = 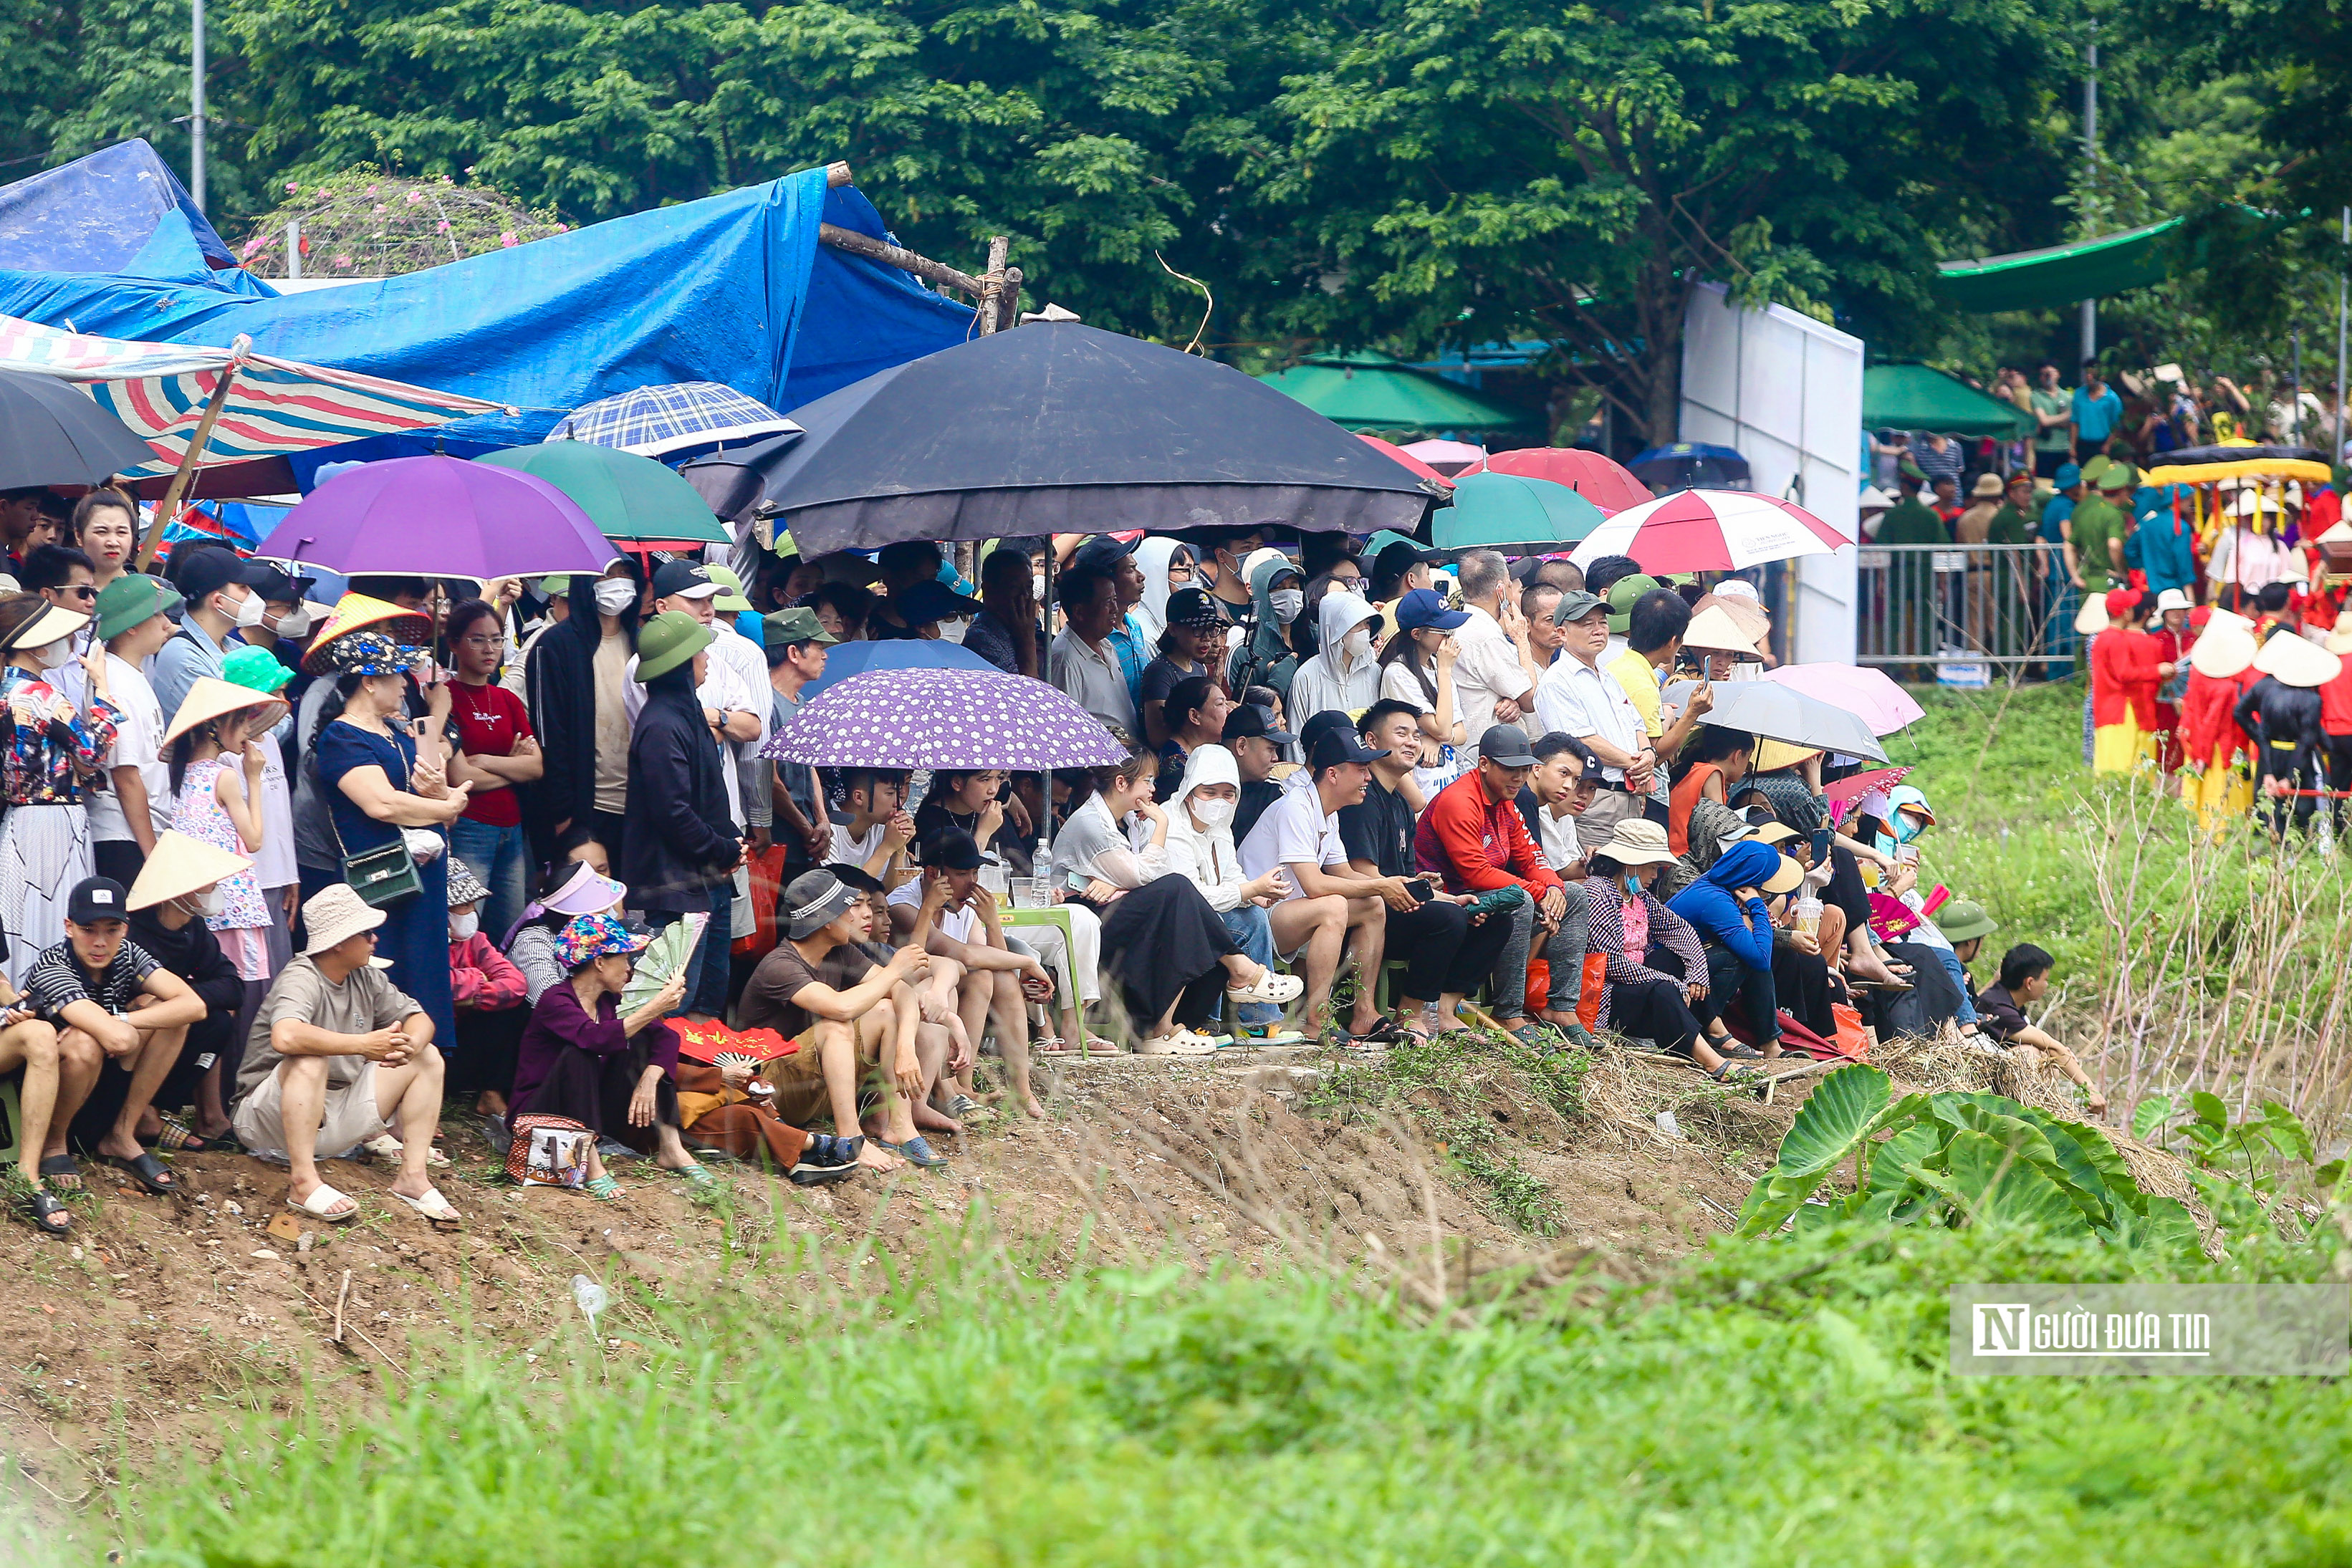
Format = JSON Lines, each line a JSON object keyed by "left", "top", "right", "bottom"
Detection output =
{"left": 789, "top": 1133, "right": 863, "bottom": 1187}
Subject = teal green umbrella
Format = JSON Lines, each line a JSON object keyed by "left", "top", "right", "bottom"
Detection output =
{"left": 475, "top": 441, "right": 730, "bottom": 546}
{"left": 1430, "top": 469, "right": 1605, "bottom": 552}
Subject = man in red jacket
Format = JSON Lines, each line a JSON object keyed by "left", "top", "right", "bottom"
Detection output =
{"left": 1413, "top": 723, "right": 1587, "bottom": 1046}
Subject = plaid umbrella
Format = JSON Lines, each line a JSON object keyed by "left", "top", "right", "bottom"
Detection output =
{"left": 546, "top": 381, "right": 801, "bottom": 460}
{"left": 761, "top": 668, "right": 1128, "bottom": 770}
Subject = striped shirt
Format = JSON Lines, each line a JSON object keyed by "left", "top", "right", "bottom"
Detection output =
{"left": 23, "top": 938, "right": 159, "bottom": 1021}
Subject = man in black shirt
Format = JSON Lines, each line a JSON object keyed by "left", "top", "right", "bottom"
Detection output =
{"left": 125, "top": 832, "right": 249, "bottom": 1146}
{"left": 1338, "top": 701, "right": 1508, "bottom": 1034}
{"left": 1225, "top": 701, "right": 1294, "bottom": 844}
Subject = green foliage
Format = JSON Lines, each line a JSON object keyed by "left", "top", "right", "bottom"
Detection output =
{"left": 2134, "top": 1090, "right": 2345, "bottom": 1224}
{"left": 107, "top": 1221, "right": 2352, "bottom": 1567}
{"left": 1739, "top": 1066, "right": 2204, "bottom": 1258}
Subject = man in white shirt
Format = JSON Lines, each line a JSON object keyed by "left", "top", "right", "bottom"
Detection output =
{"left": 1237, "top": 726, "right": 1409, "bottom": 1042}
{"left": 1049, "top": 566, "right": 1138, "bottom": 737}
{"left": 1533, "top": 589, "right": 1653, "bottom": 850}
{"left": 89, "top": 574, "right": 182, "bottom": 888}
{"left": 1447, "top": 549, "right": 1544, "bottom": 761}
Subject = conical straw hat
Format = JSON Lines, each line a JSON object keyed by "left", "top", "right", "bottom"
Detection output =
{"left": 2188, "top": 629, "right": 2257, "bottom": 680}
{"left": 126, "top": 830, "right": 252, "bottom": 911}
{"left": 2252, "top": 631, "right": 2343, "bottom": 689}
{"left": 163, "top": 675, "right": 277, "bottom": 746}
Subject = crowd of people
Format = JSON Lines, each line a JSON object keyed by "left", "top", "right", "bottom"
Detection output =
{"left": 0, "top": 484, "right": 2100, "bottom": 1238}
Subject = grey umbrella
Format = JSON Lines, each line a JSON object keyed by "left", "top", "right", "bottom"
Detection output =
{"left": 0, "top": 368, "right": 156, "bottom": 488}
{"left": 1664, "top": 678, "right": 1888, "bottom": 763}
{"left": 683, "top": 322, "right": 1444, "bottom": 553}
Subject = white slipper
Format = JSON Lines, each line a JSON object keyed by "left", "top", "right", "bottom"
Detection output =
{"left": 290, "top": 1183, "right": 359, "bottom": 1223}
{"left": 1225, "top": 969, "right": 1305, "bottom": 1005}
{"left": 1138, "top": 1028, "right": 1220, "bottom": 1057}
{"left": 388, "top": 1185, "right": 463, "bottom": 1226}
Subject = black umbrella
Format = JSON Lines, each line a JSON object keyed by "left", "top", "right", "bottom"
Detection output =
{"left": 692, "top": 322, "right": 1443, "bottom": 553}
{"left": 0, "top": 368, "right": 158, "bottom": 489}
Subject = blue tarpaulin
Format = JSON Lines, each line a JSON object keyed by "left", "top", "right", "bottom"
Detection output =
{"left": 0, "top": 141, "right": 270, "bottom": 290}
{"left": 0, "top": 146, "right": 974, "bottom": 453}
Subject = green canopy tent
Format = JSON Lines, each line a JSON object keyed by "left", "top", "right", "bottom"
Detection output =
{"left": 1930, "top": 206, "right": 2288, "bottom": 314}
{"left": 1257, "top": 353, "right": 1537, "bottom": 438}
{"left": 1863, "top": 362, "right": 2033, "bottom": 440}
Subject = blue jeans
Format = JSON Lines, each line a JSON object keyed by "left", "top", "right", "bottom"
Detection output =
{"left": 1219, "top": 905, "right": 1280, "bottom": 1026}
{"left": 652, "top": 881, "right": 734, "bottom": 1019}
{"left": 1931, "top": 948, "right": 1980, "bottom": 1026}
{"left": 448, "top": 817, "right": 528, "bottom": 944}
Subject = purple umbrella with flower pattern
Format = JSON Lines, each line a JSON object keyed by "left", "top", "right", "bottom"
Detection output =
{"left": 760, "top": 668, "right": 1128, "bottom": 770}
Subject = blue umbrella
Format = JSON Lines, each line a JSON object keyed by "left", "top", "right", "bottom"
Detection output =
{"left": 802, "top": 637, "right": 997, "bottom": 699}
{"left": 546, "top": 381, "right": 801, "bottom": 460}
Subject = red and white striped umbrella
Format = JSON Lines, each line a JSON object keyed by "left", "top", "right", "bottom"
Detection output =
{"left": 1567, "top": 489, "right": 1851, "bottom": 572}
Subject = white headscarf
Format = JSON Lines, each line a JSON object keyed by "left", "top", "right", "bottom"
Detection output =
{"left": 1132, "top": 537, "right": 1194, "bottom": 643}
{"left": 1163, "top": 744, "right": 1247, "bottom": 906}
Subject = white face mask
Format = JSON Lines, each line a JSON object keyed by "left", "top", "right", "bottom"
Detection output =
{"left": 178, "top": 887, "right": 224, "bottom": 920}
{"left": 1032, "top": 572, "right": 1047, "bottom": 603}
{"left": 1189, "top": 797, "right": 1236, "bottom": 829}
{"left": 450, "top": 910, "right": 480, "bottom": 942}
{"left": 1341, "top": 626, "right": 1373, "bottom": 660}
{"left": 1269, "top": 589, "right": 1305, "bottom": 623}
{"left": 593, "top": 579, "right": 637, "bottom": 616}
{"left": 228, "top": 590, "right": 268, "bottom": 630}
{"left": 271, "top": 605, "right": 313, "bottom": 638}
{"left": 31, "top": 638, "right": 71, "bottom": 670}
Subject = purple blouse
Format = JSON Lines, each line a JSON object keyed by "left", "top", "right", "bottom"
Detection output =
{"left": 511, "top": 978, "right": 680, "bottom": 1116}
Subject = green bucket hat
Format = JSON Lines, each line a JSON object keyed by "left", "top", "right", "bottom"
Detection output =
{"left": 94, "top": 573, "right": 185, "bottom": 641}
{"left": 704, "top": 564, "right": 755, "bottom": 614}
{"left": 536, "top": 574, "right": 571, "bottom": 599}
{"left": 1605, "top": 573, "right": 1662, "bottom": 635}
{"left": 221, "top": 643, "right": 294, "bottom": 695}
{"left": 2079, "top": 454, "right": 2114, "bottom": 487}
{"left": 762, "top": 606, "right": 839, "bottom": 650}
{"left": 635, "top": 609, "right": 715, "bottom": 682}
{"left": 1934, "top": 899, "right": 1997, "bottom": 944}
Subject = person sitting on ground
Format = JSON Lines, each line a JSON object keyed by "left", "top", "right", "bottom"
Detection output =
{"left": 1055, "top": 751, "right": 1303, "bottom": 1054}
{"left": 885, "top": 829, "right": 1051, "bottom": 1120}
{"left": 736, "top": 867, "right": 941, "bottom": 1172}
{"left": 1165, "top": 744, "right": 1301, "bottom": 1045}
{"left": 828, "top": 767, "right": 916, "bottom": 888}
{"left": 446, "top": 856, "right": 527, "bottom": 1126}
{"left": 1139, "top": 588, "right": 1229, "bottom": 749}
{"left": 1666, "top": 839, "right": 1806, "bottom": 1064}
{"left": 231, "top": 883, "right": 460, "bottom": 1224}
{"left": 1285, "top": 589, "right": 1383, "bottom": 723}
{"left": 1579, "top": 819, "right": 1742, "bottom": 1079}
{"left": 1154, "top": 673, "right": 1233, "bottom": 801}
{"left": 1224, "top": 701, "right": 1295, "bottom": 843}
{"left": 1235, "top": 726, "right": 1402, "bottom": 1046}
{"left": 672, "top": 1045, "right": 860, "bottom": 1187}
{"left": 1517, "top": 731, "right": 1601, "bottom": 873}
{"left": 24, "top": 875, "right": 206, "bottom": 1198}
{"left": 1411, "top": 722, "right": 1587, "bottom": 1046}
{"left": 504, "top": 852, "right": 627, "bottom": 1010}
{"left": 1973, "top": 941, "right": 2106, "bottom": 1115}
{"left": 512, "top": 913, "right": 714, "bottom": 1197}
{"left": 123, "top": 832, "right": 249, "bottom": 1154}
{"left": 1341, "top": 703, "right": 1512, "bottom": 1039}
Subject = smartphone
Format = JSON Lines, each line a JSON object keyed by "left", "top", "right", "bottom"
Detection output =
{"left": 1405, "top": 877, "right": 1436, "bottom": 903}
{"left": 1810, "top": 827, "right": 1831, "bottom": 865}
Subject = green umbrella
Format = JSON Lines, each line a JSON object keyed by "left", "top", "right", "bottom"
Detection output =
{"left": 474, "top": 441, "right": 731, "bottom": 545}
{"left": 1430, "top": 469, "right": 1605, "bottom": 553}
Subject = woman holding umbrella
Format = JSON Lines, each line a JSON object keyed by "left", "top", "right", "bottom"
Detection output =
{"left": 0, "top": 594, "right": 120, "bottom": 984}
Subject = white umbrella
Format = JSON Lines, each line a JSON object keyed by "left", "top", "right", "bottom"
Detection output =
{"left": 1569, "top": 488, "right": 1852, "bottom": 573}
{"left": 1664, "top": 678, "right": 1887, "bottom": 762}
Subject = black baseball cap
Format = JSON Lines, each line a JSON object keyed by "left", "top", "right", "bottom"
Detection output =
{"left": 822, "top": 861, "right": 887, "bottom": 895}
{"left": 651, "top": 559, "right": 719, "bottom": 600}
{"left": 1480, "top": 723, "right": 1537, "bottom": 767}
{"left": 1071, "top": 534, "right": 1142, "bottom": 574}
{"left": 1163, "top": 587, "right": 1224, "bottom": 630}
{"left": 1222, "top": 703, "right": 1294, "bottom": 744}
{"left": 893, "top": 579, "right": 985, "bottom": 625}
{"left": 918, "top": 827, "right": 986, "bottom": 870}
{"left": 176, "top": 548, "right": 273, "bottom": 602}
{"left": 67, "top": 876, "right": 130, "bottom": 925}
{"left": 1374, "top": 539, "right": 1444, "bottom": 578}
{"left": 1308, "top": 728, "right": 1388, "bottom": 769}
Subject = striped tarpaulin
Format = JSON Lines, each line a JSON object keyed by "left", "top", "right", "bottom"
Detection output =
{"left": 0, "top": 313, "right": 506, "bottom": 473}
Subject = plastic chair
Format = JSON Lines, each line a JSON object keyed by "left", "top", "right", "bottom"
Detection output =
{"left": 0, "top": 1078, "right": 20, "bottom": 1168}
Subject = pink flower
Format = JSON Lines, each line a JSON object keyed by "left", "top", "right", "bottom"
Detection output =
{"left": 405, "top": 190, "right": 424, "bottom": 204}
{"left": 373, "top": 203, "right": 387, "bottom": 213}
{"left": 332, "top": 254, "right": 352, "bottom": 269}
{"left": 436, "top": 220, "right": 451, "bottom": 233}
{"left": 365, "top": 184, "right": 378, "bottom": 196}
{"left": 465, "top": 165, "right": 477, "bottom": 175}
{"left": 240, "top": 235, "right": 267, "bottom": 259}
{"left": 553, "top": 223, "right": 569, "bottom": 233}
{"left": 284, "top": 181, "right": 299, "bottom": 193}
{"left": 499, "top": 231, "right": 517, "bottom": 248}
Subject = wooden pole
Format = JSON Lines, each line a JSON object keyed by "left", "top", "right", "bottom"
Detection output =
{"left": 999, "top": 266, "right": 1025, "bottom": 332}
{"left": 135, "top": 365, "right": 238, "bottom": 569}
{"left": 825, "top": 162, "right": 853, "bottom": 188}
{"left": 976, "top": 236, "right": 1009, "bottom": 336}
{"left": 816, "top": 223, "right": 985, "bottom": 298}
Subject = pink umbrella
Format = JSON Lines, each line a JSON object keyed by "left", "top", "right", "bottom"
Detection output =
{"left": 1764, "top": 665, "right": 1924, "bottom": 736}
{"left": 1463, "top": 447, "right": 1652, "bottom": 515}
{"left": 1399, "top": 438, "right": 1487, "bottom": 476}
{"left": 1567, "top": 489, "right": 1851, "bottom": 572}
{"left": 1357, "top": 433, "right": 1455, "bottom": 489}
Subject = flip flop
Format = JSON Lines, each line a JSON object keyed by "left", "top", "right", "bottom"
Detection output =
{"left": 878, "top": 1135, "right": 949, "bottom": 1169}
{"left": 668, "top": 1162, "right": 716, "bottom": 1189}
{"left": 106, "top": 1150, "right": 179, "bottom": 1196}
{"left": 289, "top": 1182, "right": 360, "bottom": 1223}
{"left": 37, "top": 1154, "right": 82, "bottom": 1193}
{"left": 583, "top": 1175, "right": 623, "bottom": 1201}
{"left": 20, "top": 1188, "right": 69, "bottom": 1236}
{"left": 388, "top": 1185, "right": 463, "bottom": 1227}
{"left": 145, "top": 1117, "right": 217, "bottom": 1153}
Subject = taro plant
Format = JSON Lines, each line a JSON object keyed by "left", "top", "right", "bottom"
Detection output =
{"left": 1737, "top": 1064, "right": 2203, "bottom": 1256}
{"left": 2131, "top": 1092, "right": 2346, "bottom": 1236}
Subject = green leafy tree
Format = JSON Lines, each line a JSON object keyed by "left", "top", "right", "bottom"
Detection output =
{"left": 1254, "top": 0, "right": 2090, "bottom": 443}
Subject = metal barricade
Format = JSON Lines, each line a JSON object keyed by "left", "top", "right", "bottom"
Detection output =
{"left": 1855, "top": 542, "right": 2076, "bottom": 672}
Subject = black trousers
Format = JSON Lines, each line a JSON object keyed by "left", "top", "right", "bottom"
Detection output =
{"left": 1089, "top": 876, "right": 1242, "bottom": 1031}
{"left": 1771, "top": 939, "right": 1838, "bottom": 1039}
{"left": 1389, "top": 899, "right": 1511, "bottom": 1002}
{"left": 1609, "top": 946, "right": 1705, "bottom": 1057}
{"left": 1699, "top": 940, "right": 1781, "bottom": 1045}
{"left": 514, "top": 1034, "right": 680, "bottom": 1153}
{"left": 2328, "top": 734, "right": 2352, "bottom": 831}
{"left": 451, "top": 1004, "right": 527, "bottom": 1100}
{"left": 92, "top": 839, "right": 145, "bottom": 890}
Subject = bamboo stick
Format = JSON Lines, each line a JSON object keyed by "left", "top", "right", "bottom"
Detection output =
{"left": 135, "top": 365, "right": 239, "bottom": 569}
{"left": 977, "top": 236, "right": 1010, "bottom": 335}
{"left": 816, "top": 223, "right": 986, "bottom": 298}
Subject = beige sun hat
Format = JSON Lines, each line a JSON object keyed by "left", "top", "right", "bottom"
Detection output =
{"left": 2189, "top": 628, "right": 2259, "bottom": 680}
{"left": 1681, "top": 604, "right": 1764, "bottom": 657}
{"left": 301, "top": 882, "right": 390, "bottom": 959}
{"left": 1599, "top": 817, "right": 1678, "bottom": 867}
{"left": 2074, "top": 595, "right": 2112, "bottom": 636}
{"left": 1762, "top": 855, "right": 1806, "bottom": 895}
{"left": 2253, "top": 630, "right": 2344, "bottom": 689}
{"left": 126, "top": 830, "right": 253, "bottom": 912}
{"left": 163, "top": 675, "right": 279, "bottom": 746}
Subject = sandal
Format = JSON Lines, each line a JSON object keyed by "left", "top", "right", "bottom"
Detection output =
{"left": 583, "top": 1175, "right": 623, "bottom": 1201}
{"left": 37, "top": 1154, "right": 82, "bottom": 1193}
{"left": 1032, "top": 1036, "right": 1077, "bottom": 1056}
{"left": 1709, "top": 1062, "right": 1764, "bottom": 1084}
{"left": 1225, "top": 968, "right": 1305, "bottom": 1006}
{"left": 1353, "top": 1016, "right": 1411, "bottom": 1046}
{"left": 389, "top": 1185, "right": 464, "bottom": 1227}
{"left": 20, "top": 1188, "right": 69, "bottom": 1236}
{"left": 1499, "top": 1019, "right": 1545, "bottom": 1049}
{"left": 1318, "top": 1025, "right": 1375, "bottom": 1052}
{"left": 877, "top": 1135, "right": 949, "bottom": 1169}
{"left": 1136, "top": 1028, "right": 1219, "bottom": 1057}
{"left": 668, "top": 1162, "right": 716, "bottom": 1188}
{"left": 289, "top": 1182, "right": 360, "bottom": 1223}
{"left": 946, "top": 1093, "right": 999, "bottom": 1124}
{"left": 105, "top": 1150, "right": 179, "bottom": 1196}
{"left": 145, "top": 1117, "right": 216, "bottom": 1153}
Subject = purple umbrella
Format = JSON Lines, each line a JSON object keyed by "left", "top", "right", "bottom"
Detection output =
{"left": 253, "top": 454, "right": 617, "bottom": 579}
{"left": 762, "top": 668, "right": 1128, "bottom": 770}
